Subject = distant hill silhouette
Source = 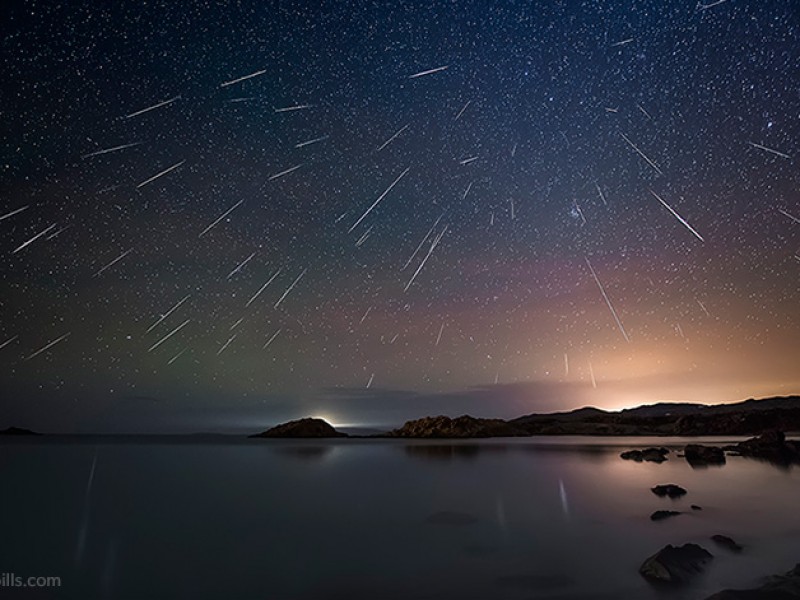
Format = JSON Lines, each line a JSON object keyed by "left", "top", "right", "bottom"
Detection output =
{"left": 509, "top": 395, "right": 800, "bottom": 436}
{"left": 383, "top": 396, "right": 800, "bottom": 438}
{"left": 251, "top": 396, "right": 800, "bottom": 438}
{"left": 0, "top": 427, "right": 41, "bottom": 436}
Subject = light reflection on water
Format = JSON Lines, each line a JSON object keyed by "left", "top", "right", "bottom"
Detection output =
{"left": 0, "top": 436, "right": 798, "bottom": 599}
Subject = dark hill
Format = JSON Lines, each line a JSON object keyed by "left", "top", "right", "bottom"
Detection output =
{"left": 542, "top": 406, "right": 611, "bottom": 420}
{"left": 510, "top": 395, "right": 800, "bottom": 436}
{"left": 620, "top": 403, "right": 705, "bottom": 418}
{"left": 0, "top": 427, "right": 42, "bottom": 436}
{"left": 250, "top": 418, "right": 347, "bottom": 438}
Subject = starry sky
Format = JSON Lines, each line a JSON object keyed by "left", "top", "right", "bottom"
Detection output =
{"left": 1, "top": 0, "right": 799, "bottom": 433}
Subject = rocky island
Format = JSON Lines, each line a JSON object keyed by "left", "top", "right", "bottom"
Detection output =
{"left": 249, "top": 418, "right": 347, "bottom": 438}
{"left": 0, "top": 426, "right": 41, "bottom": 436}
{"left": 386, "top": 415, "right": 528, "bottom": 438}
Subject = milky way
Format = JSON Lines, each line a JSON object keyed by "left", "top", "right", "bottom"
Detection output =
{"left": 1, "top": 1, "right": 798, "bottom": 432}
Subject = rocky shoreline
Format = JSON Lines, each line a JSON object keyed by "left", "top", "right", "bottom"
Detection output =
{"left": 245, "top": 398, "right": 800, "bottom": 470}
{"left": 251, "top": 395, "right": 799, "bottom": 439}
{"left": 623, "top": 430, "right": 798, "bottom": 595}
{"left": 9, "top": 396, "right": 798, "bottom": 597}
{"left": 245, "top": 401, "right": 799, "bottom": 595}
{"left": 9, "top": 395, "right": 798, "bottom": 441}
{"left": 408, "top": 395, "right": 800, "bottom": 438}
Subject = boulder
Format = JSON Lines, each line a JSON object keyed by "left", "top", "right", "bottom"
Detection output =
{"left": 250, "top": 418, "right": 347, "bottom": 438}
{"left": 711, "top": 535, "right": 743, "bottom": 553}
{"left": 704, "top": 563, "right": 800, "bottom": 599}
{"left": 621, "top": 447, "right": 669, "bottom": 462}
{"left": 651, "top": 484, "right": 688, "bottom": 498}
{"left": 651, "top": 510, "right": 681, "bottom": 521}
{"left": 640, "top": 543, "right": 713, "bottom": 584}
{"left": 685, "top": 444, "right": 726, "bottom": 466}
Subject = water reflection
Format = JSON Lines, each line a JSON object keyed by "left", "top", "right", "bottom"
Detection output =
{"left": 730, "top": 455, "right": 800, "bottom": 472}
{"left": 402, "top": 440, "right": 611, "bottom": 463}
{"left": 515, "top": 443, "right": 610, "bottom": 463}
{"left": 403, "top": 443, "right": 485, "bottom": 461}
{"left": 686, "top": 460, "right": 727, "bottom": 470}
{"left": 0, "top": 436, "right": 798, "bottom": 600}
{"left": 424, "top": 510, "right": 479, "bottom": 525}
{"left": 494, "top": 573, "right": 573, "bottom": 591}
{"left": 269, "top": 444, "right": 334, "bottom": 461}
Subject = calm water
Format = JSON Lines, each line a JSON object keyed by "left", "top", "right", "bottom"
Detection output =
{"left": 1, "top": 436, "right": 798, "bottom": 599}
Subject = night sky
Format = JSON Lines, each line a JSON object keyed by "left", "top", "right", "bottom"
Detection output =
{"left": 1, "top": 0, "right": 798, "bottom": 433}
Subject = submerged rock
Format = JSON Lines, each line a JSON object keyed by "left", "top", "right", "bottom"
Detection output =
{"left": 250, "top": 418, "right": 347, "bottom": 438}
{"left": 639, "top": 543, "right": 713, "bottom": 584}
{"left": 621, "top": 447, "right": 669, "bottom": 462}
{"left": 651, "top": 484, "right": 688, "bottom": 498}
{"left": 651, "top": 510, "right": 682, "bottom": 521}
{"left": 691, "top": 505, "right": 703, "bottom": 511}
{"left": 704, "top": 563, "right": 800, "bottom": 599}
{"left": 685, "top": 444, "right": 727, "bottom": 466}
{"left": 711, "top": 535, "right": 743, "bottom": 553}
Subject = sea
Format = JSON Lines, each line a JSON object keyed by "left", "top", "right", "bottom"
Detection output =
{"left": 1, "top": 435, "right": 798, "bottom": 599}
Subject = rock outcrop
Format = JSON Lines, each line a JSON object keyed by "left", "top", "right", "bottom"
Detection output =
{"left": 685, "top": 444, "right": 726, "bottom": 466}
{"left": 726, "top": 431, "right": 800, "bottom": 465}
{"left": 639, "top": 543, "right": 713, "bottom": 584}
{"left": 250, "top": 418, "right": 347, "bottom": 438}
{"left": 651, "top": 510, "right": 681, "bottom": 521}
{"left": 620, "top": 447, "right": 669, "bottom": 462}
{"left": 388, "top": 415, "right": 527, "bottom": 438}
{"left": 710, "top": 535, "right": 743, "bottom": 553}
{"left": 651, "top": 484, "right": 687, "bottom": 498}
